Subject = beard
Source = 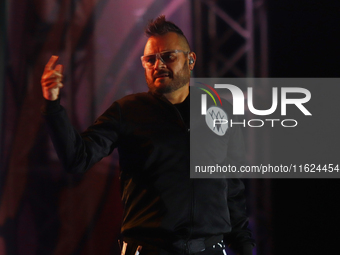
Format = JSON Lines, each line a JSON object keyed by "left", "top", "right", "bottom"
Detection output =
{"left": 145, "top": 61, "right": 190, "bottom": 94}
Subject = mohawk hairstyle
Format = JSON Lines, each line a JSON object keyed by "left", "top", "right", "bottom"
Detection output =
{"left": 145, "top": 15, "right": 190, "bottom": 50}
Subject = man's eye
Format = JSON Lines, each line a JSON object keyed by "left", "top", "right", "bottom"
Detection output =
{"left": 144, "top": 56, "right": 156, "bottom": 64}
{"left": 162, "top": 53, "right": 176, "bottom": 61}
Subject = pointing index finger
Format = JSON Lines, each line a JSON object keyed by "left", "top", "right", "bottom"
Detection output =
{"left": 45, "top": 55, "right": 59, "bottom": 71}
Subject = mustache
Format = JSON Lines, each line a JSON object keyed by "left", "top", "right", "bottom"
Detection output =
{"left": 153, "top": 70, "right": 172, "bottom": 78}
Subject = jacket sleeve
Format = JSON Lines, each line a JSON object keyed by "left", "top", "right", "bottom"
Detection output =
{"left": 42, "top": 99, "right": 121, "bottom": 173}
{"left": 224, "top": 123, "right": 255, "bottom": 255}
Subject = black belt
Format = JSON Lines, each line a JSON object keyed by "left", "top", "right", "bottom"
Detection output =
{"left": 121, "top": 235, "right": 224, "bottom": 255}
{"left": 172, "top": 234, "right": 224, "bottom": 254}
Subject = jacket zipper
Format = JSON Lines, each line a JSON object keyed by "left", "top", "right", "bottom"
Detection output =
{"left": 154, "top": 93, "right": 194, "bottom": 251}
{"left": 185, "top": 179, "right": 195, "bottom": 253}
{"left": 171, "top": 101, "right": 195, "bottom": 252}
{"left": 156, "top": 93, "right": 190, "bottom": 132}
{"left": 171, "top": 103, "right": 189, "bottom": 132}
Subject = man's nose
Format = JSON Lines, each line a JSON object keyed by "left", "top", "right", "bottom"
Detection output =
{"left": 154, "top": 55, "right": 166, "bottom": 69}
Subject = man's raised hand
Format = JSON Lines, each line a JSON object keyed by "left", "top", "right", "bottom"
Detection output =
{"left": 41, "top": 56, "right": 64, "bottom": 101}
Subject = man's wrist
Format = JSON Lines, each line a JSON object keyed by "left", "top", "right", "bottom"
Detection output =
{"left": 41, "top": 98, "right": 61, "bottom": 114}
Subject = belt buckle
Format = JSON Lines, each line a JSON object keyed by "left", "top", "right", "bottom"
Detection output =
{"left": 186, "top": 238, "right": 206, "bottom": 254}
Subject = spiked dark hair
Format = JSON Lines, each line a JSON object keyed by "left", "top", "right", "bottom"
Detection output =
{"left": 145, "top": 15, "right": 190, "bottom": 50}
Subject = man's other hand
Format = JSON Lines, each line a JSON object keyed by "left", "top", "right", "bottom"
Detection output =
{"left": 41, "top": 55, "right": 64, "bottom": 101}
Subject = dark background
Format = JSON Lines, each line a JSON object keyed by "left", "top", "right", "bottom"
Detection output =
{"left": 1, "top": 0, "right": 340, "bottom": 254}
{"left": 268, "top": 0, "right": 340, "bottom": 254}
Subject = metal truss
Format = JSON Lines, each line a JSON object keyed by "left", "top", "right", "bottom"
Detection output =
{"left": 193, "top": 1, "right": 271, "bottom": 255}
{"left": 193, "top": 0, "right": 268, "bottom": 78}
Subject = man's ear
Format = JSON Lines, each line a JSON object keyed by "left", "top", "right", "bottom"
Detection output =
{"left": 188, "top": 52, "right": 196, "bottom": 70}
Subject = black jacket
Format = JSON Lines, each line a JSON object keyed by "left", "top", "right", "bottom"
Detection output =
{"left": 42, "top": 89, "right": 254, "bottom": 254}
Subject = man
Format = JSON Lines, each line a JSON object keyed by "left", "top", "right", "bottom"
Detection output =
{"left": 41, "top": 16, "right": 254, "bottom": 255}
